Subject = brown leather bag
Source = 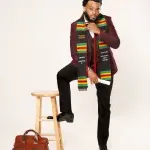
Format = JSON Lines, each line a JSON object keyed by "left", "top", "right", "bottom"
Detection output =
{"left": 12, "top": 129, "right": 49, "bottom": 150}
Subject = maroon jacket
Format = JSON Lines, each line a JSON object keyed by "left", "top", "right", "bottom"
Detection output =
{"left": 70, "top": 14, "right": 120, "bottom": 75}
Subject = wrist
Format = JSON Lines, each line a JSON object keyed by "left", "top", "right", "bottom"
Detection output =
{"left": 87, "top": 67, "right": 91, "bottom": 73}
{"left": 88, "top": 67, "right": 93, "bottom": 73}
{"left": 96, "top": 29, "right": 100, "bottom": 35}
{"left": 88, "top": 67, "right": 91, "bottom": 71}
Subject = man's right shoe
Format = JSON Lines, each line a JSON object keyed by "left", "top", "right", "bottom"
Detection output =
{"left": 47, "top": 112, "right": 74, "bottom": 123}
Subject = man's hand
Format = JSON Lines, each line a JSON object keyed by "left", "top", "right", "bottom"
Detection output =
{"left": 87, "top": 23, "right": 100, "bottom": 35}
{"left": 88, "top": 68, "right": 99, "bottom": 84}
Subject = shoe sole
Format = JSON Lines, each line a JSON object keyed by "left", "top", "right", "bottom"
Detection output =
{"left": 66, "top": 117, "right": 74, "bottom": 123}
{"left": 58, "top": 115, "right": 74, "bottom": 123}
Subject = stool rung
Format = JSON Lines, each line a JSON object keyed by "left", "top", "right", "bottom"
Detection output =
{"left": 41, "top": 116, "right": 50, "bottom": 118}
{"left": 41, "top": 133, "right": 55, "bottom": 136}
{"left": 39, "top": 118, "right": 52, "bottom": 121}
{"left": 48, "top": 139, "right": 55, "bottom": 141}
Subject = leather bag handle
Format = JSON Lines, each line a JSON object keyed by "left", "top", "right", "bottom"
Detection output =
{"left": 22, "top": 129, "right": 41, "bottom": 142}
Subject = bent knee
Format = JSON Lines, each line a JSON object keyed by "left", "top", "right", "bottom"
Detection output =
{"left": 57, "top": 68, "right": 67, "bottom": 79}
{"left": 57, "top": 70, "right": 63, "bottom": 79}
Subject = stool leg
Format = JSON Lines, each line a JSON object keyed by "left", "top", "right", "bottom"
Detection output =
{"left": 53, "top": 97, "right": 64, "bottom": 150}
{"left": 39, "top": 97, "right": 42, "bottom": 135}
{"left": 51, "top": 97, "right": 64, "bottom": 150}
{"left": 35, "top": 96, "right": 42, "bottom": 134}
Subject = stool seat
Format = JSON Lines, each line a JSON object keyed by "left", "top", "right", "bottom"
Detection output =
{"left": 31, "top": 91, "right": 59, "bottom": 97}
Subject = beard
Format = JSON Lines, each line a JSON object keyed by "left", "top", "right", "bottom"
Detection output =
{"left": 83, "top": 11, "right": 99, "bottom": 23}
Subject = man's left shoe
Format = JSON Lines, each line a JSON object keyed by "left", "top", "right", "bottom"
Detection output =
{"left": 99, "top": 145, "right": 108, "bottom": 150}
{"left": 47, "top": 112, "right": 74, "bottom": 123}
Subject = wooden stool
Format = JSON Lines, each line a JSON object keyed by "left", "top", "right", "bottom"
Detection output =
{"left": 31, "top": 91, "right": 64, "bottom": 150}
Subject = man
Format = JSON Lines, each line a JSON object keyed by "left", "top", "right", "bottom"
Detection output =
{"left": 48, "top": 0, "right": 120, "bottom": 149}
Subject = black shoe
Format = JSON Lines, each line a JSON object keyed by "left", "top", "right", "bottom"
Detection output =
{"left": 99, "top": 145, "right": 108, "bottom": 150}
{"left": 47, "top": 112, "right": 74, "bottom": 123}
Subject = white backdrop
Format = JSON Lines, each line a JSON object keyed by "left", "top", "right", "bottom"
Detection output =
{"left": 0, "top": 0, "right": 150, "bottom": 150}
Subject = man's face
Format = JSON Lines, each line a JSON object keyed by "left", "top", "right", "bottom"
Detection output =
{"left": 84, "top": 1, "right": 101, "bottom": 22}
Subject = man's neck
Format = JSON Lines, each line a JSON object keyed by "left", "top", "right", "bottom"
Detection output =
{"left": 83, "top": 15, "right": 94, "bottom": 38}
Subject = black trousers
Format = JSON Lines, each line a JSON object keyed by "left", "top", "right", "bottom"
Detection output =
{"left": 57, "top": 63, "right": 113, "bottom": 147}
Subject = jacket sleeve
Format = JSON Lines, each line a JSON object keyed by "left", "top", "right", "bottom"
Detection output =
{"left": 98, "top": 17, "right": 120, "bottom": 49}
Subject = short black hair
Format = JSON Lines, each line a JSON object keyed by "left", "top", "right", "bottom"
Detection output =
{"left": 82, "top": 0, "right": 102, "bottom": 7}
{"left": 82, "top": 0, "right": 89, "bottom": 6}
